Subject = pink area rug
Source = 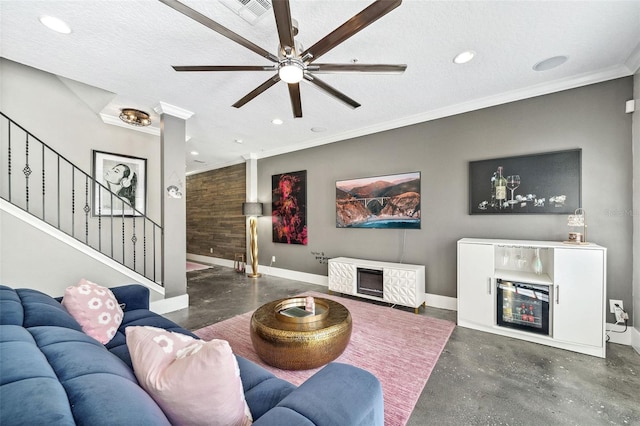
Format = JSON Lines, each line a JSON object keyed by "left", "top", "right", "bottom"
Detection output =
{"left": 194, "top": 291, "right": 455, "bottom": 426}
{"left": 186, "top": 261, "right": 212, "bottom": 272}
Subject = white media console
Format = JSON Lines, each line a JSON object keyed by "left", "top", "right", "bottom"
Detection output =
{"left": 328, "top": 257, "right": 426, "bottom": 313}
{"left": 457, "top": 238, "right": 607, "bottom": 358}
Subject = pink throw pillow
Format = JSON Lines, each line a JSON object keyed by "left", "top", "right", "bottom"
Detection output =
{"left": 61, "top": 279, "right": 123, "bottom": 344}
{"left": 126, "top": 326, "right": 252, "bottom": 426}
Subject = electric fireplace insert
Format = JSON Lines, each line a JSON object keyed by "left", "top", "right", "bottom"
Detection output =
{"left": 357, "top": 267, "right": 383, "bottom": 298}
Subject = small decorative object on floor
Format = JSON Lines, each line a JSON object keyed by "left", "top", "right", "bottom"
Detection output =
{"left": 234, "top": 253, "right": 246, "bottom": 273}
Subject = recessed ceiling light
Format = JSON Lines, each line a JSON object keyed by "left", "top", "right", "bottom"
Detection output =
{"left": 533, "top": 55, "right": 568, "bottom": 71}
{"left": 310, "top": 127, "right": 327, "bottom": 133}
{"left": 190, "top": 151, "right": 199, "bottom": 156}
{"left": 271, "top": 118, "right": 283, "bottom": 125}
{"left": 39, "top": 15, "right": 72, "bottom": 34}
{"left": 234, "top": 139, "right": 244, "bottom": 144}
{"left": 453, "top": 50, "right": 475, "bottom": 64}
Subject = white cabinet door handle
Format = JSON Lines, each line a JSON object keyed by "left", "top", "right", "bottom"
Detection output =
{"left": 487, "top": 277, "right": 492, "bottom": 295}
{"left": 555, "top": 285, "right": 560, "bottom": 304}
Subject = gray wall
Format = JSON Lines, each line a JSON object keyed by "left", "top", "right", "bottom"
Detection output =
{"left": 257, "top": 77, "right": 634, "bottom": 322}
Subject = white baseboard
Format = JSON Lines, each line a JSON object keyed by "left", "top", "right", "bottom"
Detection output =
{"left": 185, "top": 255, "right": 459, "bottom": 311}
{"left": 426, "top": 293, "right": 458, "bottom": 311}
{"left": 151, "top": 293, "right": 189, "bottom": 314}
{"left": 606, "top": 322, "right": 633, "bottom": 345}
{"left": 632, "top": 326, "right": 640, "bottom": 355}
{"left": 262, "top": 265, "right": 329, "bottom": 286}
{"left": 187, "top": 253, "right": 235, "bottom": 269}
{"left": 258, "top": 263, "right": 458, "bottom": 311}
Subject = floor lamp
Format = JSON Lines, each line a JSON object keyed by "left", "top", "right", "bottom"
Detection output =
{"left": 243, "top": 202, "right": 263, "bottom": 278}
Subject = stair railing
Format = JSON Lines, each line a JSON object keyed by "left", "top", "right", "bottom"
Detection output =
{"left": 0, "top": 112, "right": 163, "bottom": 285}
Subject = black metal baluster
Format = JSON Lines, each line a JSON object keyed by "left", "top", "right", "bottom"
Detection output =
{"left": 23, "top": 134, "right": 31, "bottom": 211}
{"left": 132, "top": 216, "right": 137, "bottom": 271}
{"left": 57, "top": 156, "right": 60, "bottom": 229}
{"left": 41, "top": 144, "right": 45, "bottom": 220}
{"left": 84, "top": 176, "right": 90, "bottom": 244}
{"left": 71, "top": 169, "right": 75, "bottom": 238}
{"left": 98, "top": 184, "right": 102, "bottom": 252}
{"left": 153, "top": 228, "right": 157, "bottom": 282}
{"left": 122, "top": 208, "right": 125, "bottom": 265}
{"left": 143, "top": 219, "right": 147, "bottom": 277}
{"left": 110, "top": 192, "right": 114, "bottom": 258}
{"left": 7, "top": 122, "right": 12, "bottom": 202}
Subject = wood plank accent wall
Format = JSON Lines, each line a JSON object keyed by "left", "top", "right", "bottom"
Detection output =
{"left": 186, "top": 163, "right": 246, "bottom": 260}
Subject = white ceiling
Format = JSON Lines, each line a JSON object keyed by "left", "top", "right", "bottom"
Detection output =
{"left": 2, "top": 0, "right": 639, "bottom": 174}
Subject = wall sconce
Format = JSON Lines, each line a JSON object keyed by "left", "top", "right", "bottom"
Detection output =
{"left": 243, "top": 202, "right": 263, "bottom": 278}
{"left": 567, "top": 208, "right": 587, "bottom": 244}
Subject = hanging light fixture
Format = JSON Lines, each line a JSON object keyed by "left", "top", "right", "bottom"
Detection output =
{"left": 119, "top": 108, "right": 152, "bottom": 127}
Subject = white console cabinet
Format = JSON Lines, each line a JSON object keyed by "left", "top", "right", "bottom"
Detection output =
{"left": 328, "top": 257, "right": 426, "bottom": 313}
{"left": 457, "top": 238, "right": 607, "bottom": 358}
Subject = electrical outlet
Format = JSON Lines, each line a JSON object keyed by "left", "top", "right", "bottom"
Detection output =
{"left": 210, "top": 248, "right": 213, "bottom": 254}
{"left": 271, "top": 255, "right": 276, "bottom": 263}
{"left": 614, "top": 307, "right": 625, "bottom": 323}
{"left": 609, "top": 299, "right": 623, "bottom": 313}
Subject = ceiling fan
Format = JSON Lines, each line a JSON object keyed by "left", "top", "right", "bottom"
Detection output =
{"left": 158, "top": 0, "right": 407, "bottom": 118}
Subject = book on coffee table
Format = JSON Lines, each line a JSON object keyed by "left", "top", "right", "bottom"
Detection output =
{"left": 279, "top": 306, "right": 314, "bottom": 318}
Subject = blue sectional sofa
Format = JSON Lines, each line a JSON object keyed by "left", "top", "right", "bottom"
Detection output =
{"left": 0, "top": 284, "right": 384, "bottom": 425}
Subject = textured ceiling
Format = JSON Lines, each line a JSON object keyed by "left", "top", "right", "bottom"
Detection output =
{"left": 1, "top": 0, "right": 639, "bottom": 173}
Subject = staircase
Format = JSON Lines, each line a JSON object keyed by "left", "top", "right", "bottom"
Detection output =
{"left": 0, "top": 112, "right": 164, "bottom": 287}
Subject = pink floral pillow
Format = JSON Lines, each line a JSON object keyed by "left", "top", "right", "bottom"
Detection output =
{"left": 126, "top": 326, "right": 252, "bottom": 426}
{"left": 61, "top": 279, "right": 123, "bottom": 344}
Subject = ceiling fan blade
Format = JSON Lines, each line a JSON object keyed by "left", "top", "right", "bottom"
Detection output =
{"left": 272, "top": 0, "right": 295, "bottom": 56}
{"left": 311, "top": 64, "right": 407, "bottom": 73}
{"left": 232, "top": 74, "right": 281, "bottom": 108}
{"left": 301, "top": 0, "right": 402, "bottom": 63}
{"left": 304, "top": 75, "right": 361, "bottom": 109}
{"left": 287, "top": 83, "right": 303, "bottom": 118}
{"left": 158, "top": 0, "right": 279, "bottom": 63}
{"left": 173, "top": 65, "right": 276, "bottom": 72}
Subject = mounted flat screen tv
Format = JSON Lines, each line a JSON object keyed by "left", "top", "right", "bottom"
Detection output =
{"left": 336, "top": 172, "right": 421, "bottom": 229}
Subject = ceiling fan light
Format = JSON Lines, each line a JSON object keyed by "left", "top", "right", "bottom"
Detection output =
{"left": 279, "top": 60, "right": 304, "bottom": 83}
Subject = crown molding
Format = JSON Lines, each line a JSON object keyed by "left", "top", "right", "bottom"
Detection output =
{"left": 256, "top": 64, "right": 634, "bottom": 160}
{"left": 624, "top": 43, "right": 640, "bottom": 73}
{"left": 186, "top": 64, "right": 635, "bottom": 174}
{"left": 153, "top": 102, "right": 194, "bottom": 120}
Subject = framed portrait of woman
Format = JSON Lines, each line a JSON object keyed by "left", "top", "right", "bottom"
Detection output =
{"left": 92, "top": 150, "right": 147, "bottom": 216}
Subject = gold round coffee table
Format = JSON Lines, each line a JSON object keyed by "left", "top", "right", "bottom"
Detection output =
{"left": 250, "top": 296, "right": 352, "bottom": 370}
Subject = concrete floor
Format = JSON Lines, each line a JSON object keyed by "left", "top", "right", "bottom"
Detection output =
{"left": 165, "top": 265, "right": 640, "bottom": 426}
